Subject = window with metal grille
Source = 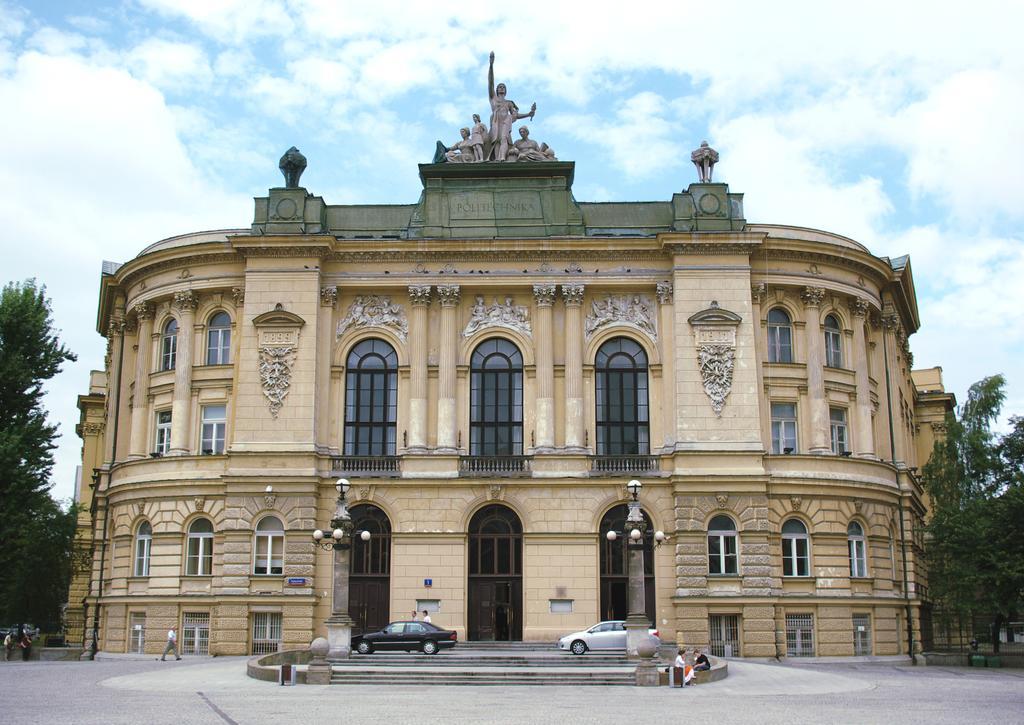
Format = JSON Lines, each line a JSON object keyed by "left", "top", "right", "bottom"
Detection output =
{"left": 853, "top": 614, "right": 872, "bottom": 656}
{"left": 595, "top": 337, "right": 649, "bottom": 455}
{"left": 251, "top": 612, "right": 282, "bottom": 655}
{"left": 786, "top": 614, "right": 815, "bottom": 657}
{"left": 128, "top": 612, "right": 146, "bottom": 654}
{"left": 182, "top": 612, "right": 210, "bottom": 655}
{"left": 771, "top": 402, "right": 798, "bottom": 454}
{"left": 767, "top": 308, "right": 793, "bottom": 363}
{"left": 343, "top": 338, "right": 398, "bottom": 456}
{"left": 469, "top": 339, "right": 523, "bottom": 456}
{"left": 709, "top": 614, "right": 741, "bottom": 657}
{"left": 824, "top": 314, "right": 843, "bottom": 368}
{"left": 206, "top": 311, "right": 231, "bottom": 365}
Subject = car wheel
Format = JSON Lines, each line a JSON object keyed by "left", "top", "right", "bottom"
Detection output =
{"left": 422, "top": 640, "right": 439, "bottom": 655}
{"left": 570, "top": 640, "right": 587, "bottom": 655}
{"left": 356, "top": 641, "right": 372, "bottom": 655}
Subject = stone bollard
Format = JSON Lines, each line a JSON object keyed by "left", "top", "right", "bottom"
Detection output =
{"left": 305, "top": 637, "right": 332, "bottom": 685}
{"left": 635, "top": 635, "right": 660, "bottom": 686}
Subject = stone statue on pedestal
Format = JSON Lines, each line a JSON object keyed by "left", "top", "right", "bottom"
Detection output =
{"left": 278, "top": 146, "right": 307, "bottom": 188}
{"left": 691, "top": 140, "right": 719, "bottom": 183}
{"left": 487, "top": 51, "right": 536, "bottom": 161}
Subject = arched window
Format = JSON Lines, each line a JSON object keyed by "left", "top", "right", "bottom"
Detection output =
{"left": 595, "top": 337, "right": 649, "bottom": 455}
{"left": 470, "top": 339, "right": 523, "bottom": 456}
{"left": 186, "top": 518, "right": 214, "bottom": 576}
{"left": 767, "top": 308, "right": 793, "bottom": 363}
{"left": 824, "top": 314, "right": 842, "bottom": 368}
{"left": 469, "top": 505, "right": 523, "bottom": 575}
{"left": 253, "top": 516, "right": 284, "bottom": 576}
{"left": 344, "top": 339, "right": 398, "bottom": 456}
{"left": 781, "top": 519, "right": 810, "bottom": 577}
{"left": 708, "top": 515, "right": 738, "bottom": 575}
{"left": 161, "top": 319, "right": 178, "bottom": 371}
{"left": 848, "top": 521, "right": 867, "bottom": 578}
{"left": 134, "top": 521, "right": 152, "bottom": 577}
{"left": 600, "top": 505, "right": 655, "bottom": 622}
{"left": 206, "top": 311, "right": 231, "bottom": 366}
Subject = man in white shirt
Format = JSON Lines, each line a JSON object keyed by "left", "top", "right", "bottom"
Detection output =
{"left": 422, "top": 610, "right": 432, "bottom": 624}
{"left": 161, "top": 626, "right": 181, "bottom": 661}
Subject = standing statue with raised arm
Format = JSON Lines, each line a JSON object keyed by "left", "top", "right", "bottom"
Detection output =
{"left": 488, "top": 51, "right": 536, "bottom": 162}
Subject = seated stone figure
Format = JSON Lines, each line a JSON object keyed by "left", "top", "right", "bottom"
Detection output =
{"left": 509, "top": 126, "right": 556, "bottom": 162}
{"left": 445, "top": 128, "right": 476, "bottom": 163}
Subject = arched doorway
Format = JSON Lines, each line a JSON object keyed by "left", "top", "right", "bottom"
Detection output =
{"left": 349, "top": 504, "right": 391, "bottom": 636}
{"left": 467, "top": 504, "right": 523, "bottom": 641}
{"left": 599, "top": 505, "right": 655, "bottom": 623}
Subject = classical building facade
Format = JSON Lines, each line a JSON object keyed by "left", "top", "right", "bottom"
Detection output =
{"left": 68, "top": 155, "right": 954, "bottom": 659}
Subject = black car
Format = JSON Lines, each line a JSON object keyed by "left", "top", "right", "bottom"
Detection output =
{"left": 352, "top": 620, "right": 457, "bottom": 655}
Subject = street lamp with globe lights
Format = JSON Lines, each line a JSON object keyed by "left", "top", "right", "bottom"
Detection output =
{"left": 604, "top": 479, "right": 654, "bottom": 659}
{"left": 311, "top": 478, "right": 371, "bottom": 659}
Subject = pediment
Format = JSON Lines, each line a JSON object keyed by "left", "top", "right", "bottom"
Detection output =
{"left": 687, "top": 301, "right": 741, "bottom": 326}
{"left": 253, "top": 303, "right": 306, "bottom": 328}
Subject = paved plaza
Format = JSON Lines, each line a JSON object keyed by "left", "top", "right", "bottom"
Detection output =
{"left": 2, "top": 655, "right": 1022, "bottom": 724}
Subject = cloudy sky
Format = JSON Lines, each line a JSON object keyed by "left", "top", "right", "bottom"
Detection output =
{"left": 2, "top": 1, "right": 1022, "bottom": 503}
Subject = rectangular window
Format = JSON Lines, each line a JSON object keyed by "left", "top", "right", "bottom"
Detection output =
{"left": 708, "top": 533, "right": 738, "bottom": 575}
{"left": 134, "top": 536, "right": 151, "bottom": 577}
{"left": 155, "top": 411, "right": 172, "bottom": 455}
{"left": 251, "top": 612, "right": 282, "bottom": 655}
{"left": 182, "top": 612, "right": 210, "bottom": 656}
{"left": 709, "top": 614, "right": 741, "bottom": 657}
{"left": 786, "top": 614, "right": 815, "bottom": 657}
{"left": 830, "top": 407, "right": 849, "bottom": 455}
{"left": 849, "top": 538, "right": 868, "bottom": 578}
{"left": 853, "top": 614, "right": 872, "bottom": 656}
{"left": 186, "top": 534, "right": 213, "bottom": 576}
{"left": 771, "top": 403, "right": 798, "bottom": 454}
{"left": 129, "top": 612, "right": 146, "bottom": 654}
{"left": 782, "top": 536, "right": 810, "bottom": 577}
{"left": 825, "top": 328, "right": 843, "bottom": 368}
{"left": 201, "top": 405, "right": 226, "bottom": 455}
{"left": 254, "top": 534, "right": 284, "bottom": 575}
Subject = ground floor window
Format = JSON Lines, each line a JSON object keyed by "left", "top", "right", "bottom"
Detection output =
{"left": 128, "top": 612, "right": 146, "bottom": 654}
{"left": 251, "top": 612, "right": 282, "bottom": 655}
{"left": 786, "top": 614, "right": 815, "bottom": 657}
{"left": 853, "top": 613, "right": 872, "bottom": 656}
{"left": 709, "top": 614, "right": 741, "bottom": 657}
{"left": 182, "top": 612, "right": 210, "bottom": 655}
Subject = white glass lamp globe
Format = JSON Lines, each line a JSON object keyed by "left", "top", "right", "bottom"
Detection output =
{"left": 332, "top": 528, "right": 344, "bottom": 540}
{"left": 630, "top": 528, "right": 642, "bottom": 541}
{"left": 336, "top": 478, "right": 350, "bottom": 494}
{"left": 313, "top": 529, "right": 324, "bottom": 541}
{"left": 360, "top": 530, "right": 371, "bottom": 541}
{"left": 654, "top": 530, "right": 666, "bottom": 542}
{"left": 626, "top": 479, "right": 642, "bottom": 497}
{"left": 606, "top": 530, "right": 618, "bottom": 541}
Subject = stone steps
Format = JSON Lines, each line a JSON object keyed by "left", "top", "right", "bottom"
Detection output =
{"left": 336, "top": 654, "right": 632, "bottom": 668}
{"left": 329, "top": 669, "right": 636, "bottom": 686}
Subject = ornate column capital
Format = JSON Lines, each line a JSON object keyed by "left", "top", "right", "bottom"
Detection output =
{"left": 172, "top": 290, "right": 199, "bottom": 312}
{"left": 231, "top": 287, "right": 245, "bottom": 307}
{"left": 882, "top": 313, "right": 901, "bottom": 332}
{"left": 849, "top": 297, "right": 871, "bottom": 318}
{"left": 656, "top": 281, "right": 674, "bottom": 305}
{"left": 561, "top": 283, "right": 585, "bottom": 306}
{"left": 320, "top": 286, "right": 338, "bottom": 308}
{"left": 133, "top": 302, "right": 154, "bottom": 320}
{"left": 533, "top": 283, "right": 557, "bottom": 307}
{"left": 750, "top": 282, "right": 767, "bottom": 305}
{"left": 437, "top": 284, "right": 460, "bottom": 307}
{"left": 106, "top": 316, "right": 126, "bottom": 337}
{"left": 800, "top": 286, "right": 826, "bottom": 308}
{"left": 408, "top": 285, "right": 432, "bottom": 306}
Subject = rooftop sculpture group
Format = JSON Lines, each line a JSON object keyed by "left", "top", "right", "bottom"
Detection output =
{"left": 435, "top": 52, "right": 557, "bottom": 164}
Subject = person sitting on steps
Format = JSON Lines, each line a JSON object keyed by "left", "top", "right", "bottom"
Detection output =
{"left": 694, "top": 648, "right": 711, "bottom": 672}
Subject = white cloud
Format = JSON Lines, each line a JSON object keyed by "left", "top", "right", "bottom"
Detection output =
{"left": 127, "top": 37, "right": 213, "bottom": 91}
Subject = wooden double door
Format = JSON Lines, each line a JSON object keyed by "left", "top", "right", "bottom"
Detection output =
{"left": 350, "top": 577, "right": 390, "bottom": 636}
{"left": 468, "top": 578, "right": 522, "bottom": 641}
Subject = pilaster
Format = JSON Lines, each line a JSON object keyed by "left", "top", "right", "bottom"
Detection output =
{"left": 436, "top": 285, "right": 460, "bottom": 451}
{"left": 408, "top": 285, "right": 432, "bottom": 450}
{"left": 850, "top": 297, "right": 876, "bottom": 459}
{"left": 128, "top": 303, "right": 154, "bottom": 459}
{"left": 533, "top": 283, "right": 556, "bottom": 451}
{"left": 562, "top": 284, "right": 586, "bottom": 451}
{"left": 801, "top": 286, "right": 829, "bottom": 454}
{"left": 169, "top": 290, "right": 198, "bottom": 455}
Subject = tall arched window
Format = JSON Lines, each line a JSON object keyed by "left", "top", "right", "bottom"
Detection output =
{"left": 206, "top": 311, "right": 231, "bottom": 365}
{"left": 134, "top": 521, "right": 152, "bottom": 577}
{"left": 186, "top": 518, "right": 214, "bottom": 576}
{"left": 161, "top": 319, "right": 178, "bottom": 371}
{"left": 707, "top": 515, "right": 738, "bottom": 575}
{"left": 781, "top": 519, "right": 810, "bottom": 577}
{"left": 253, "top": 516, "right": 284, "bottom": 575}
{"left": 344, "top": 339, "right": 398, "bottom": 456}
{"left": 470, "top": 339, "right": 523, "bottom": 456}
{"left": 595, "top": 337, "right": 649, "bottom": 455}
{"left": 767, "top": 308, "right": 793, "bottom": 363}
{"left": 848, "top": 521, "right": 867, "bottom": 578}
{"left": 824, "top": 314, "right": 842, "bottom": 368}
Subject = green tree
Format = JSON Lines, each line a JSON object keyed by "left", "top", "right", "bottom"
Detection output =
{"left": 0, "top": 280, "right": 77, "bottom": 630}
{"left": 924, "top": 375, "right": 1024, "bottom": 653}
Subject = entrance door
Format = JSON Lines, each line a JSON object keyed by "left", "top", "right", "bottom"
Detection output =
{"left": 467, "top": 505, "right": 523, "bottom": 641}
{"left": 599, "top": 505, "right": 655, "bottom": 623}
{"left": 349, "top": 505, "right": 391, "bottom": 636}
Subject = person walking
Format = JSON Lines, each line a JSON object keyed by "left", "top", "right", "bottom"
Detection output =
{"left": 422, "top": 610, "right": 432, "bottom": 624}
{"left": 19, "top": 632, "right": 32, "bottom": 661}
{"left": 3, "top": 631, "right": 13, "bottom": 661}
{"left": 161, "top": 626, "right": 181, "bottom": 661}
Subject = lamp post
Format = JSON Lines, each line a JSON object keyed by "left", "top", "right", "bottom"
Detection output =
{"left": 312, "top": 478, "right": 370, "bottom": 659}
{"left": 605, "top": 479, "right": 654, "bottom": 659}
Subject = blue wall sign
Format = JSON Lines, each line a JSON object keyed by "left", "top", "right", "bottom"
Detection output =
{"left": 424, "top": 578, "right": 432, "bottom": 587}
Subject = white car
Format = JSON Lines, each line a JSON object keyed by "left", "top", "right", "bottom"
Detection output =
{"left": 557, "top": 620, "right": 660, "bottom": 655}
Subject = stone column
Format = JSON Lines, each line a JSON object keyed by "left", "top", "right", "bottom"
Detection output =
{"left": 533, "top": 283, "right": 556, "bottom": 451}
{"left": 169, "top": 290, "right": 198, "bottom": 455}
{"left": 128, "top": 303, "right": 154, "bottom": 459}
{"left": 656, "top": 281, "right": 676, "bottom": 451}
{"left": 850, "top": 297, "right": 876, "bottom": 459}
{"left": 750, "top": 283, "right": 770, "bottom": 447}
{"left": 316, "top": 286, "right": 337, "bottom": 449}
{"left": 801, "top": 287, "right": 829, "bottom": 454}
{"left": 436, "top": 285, "right": 460, "bottom": 451}
{"left": 407, "top": 285, "right": 432, "bottom": 450}
{"left": 103, "top": 316, "right": 126, "bottom": 464}
{"left": 882, "top": 312, "right": 907, "bottom": 465}
{"left": 562, "top": 284, "right": 586, "bottom": 451}
{"left": 624, "top": 500, "right": 651, "bottom": 658}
